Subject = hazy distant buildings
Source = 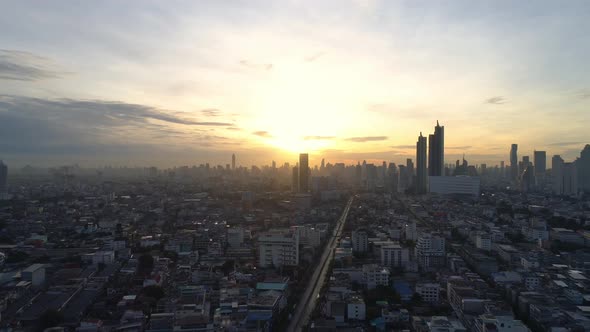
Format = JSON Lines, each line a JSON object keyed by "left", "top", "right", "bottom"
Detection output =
{"left": 416, "top": 133, "right": 428, "bottom": 194}
{"left": 428, "top": 121, "right": 445, "bottom": 176}
{"left": 510, "top": 144, "right": 518, "bottom": 182}
{"left": 429, "top": 176, "right": 480, "bottom": 196}
{"left": 231, "top": 153, "right": 236, "bottom": 170}
{"left": 292, "top": 166, "right": 299, "bottom": 192}
{"left": 298, "top": 153, "right": 309, "bottom": 193}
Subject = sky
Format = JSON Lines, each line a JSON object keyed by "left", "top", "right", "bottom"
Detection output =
{"left": 0, "top": 0, "right": 589, "bottom": 168}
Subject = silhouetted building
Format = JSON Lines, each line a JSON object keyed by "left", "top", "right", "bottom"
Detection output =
{"left": 298, "top": 153, "right": 309, "bottom": 193}
{"left": 563, "top": 162, "right": 578, "bottom": 195}
{"left": 416, "top": 132, "right": 428, "bottom": 194}
{"left": 232, "top": 153, "right": 236, "bottom": 170}
{"left": 292, "top": 166, "right": 299, "bottom": 192}
{"left": 428, "top": 121, "right": 444, "bottom": 176}
{"left": 534, "top": 150, "right": 546, "bottom": 175}
{"left": 510, "top": 144, "right": 518, "bottom": 182}
{"left": 578, "top": 144, "right": 590, "bottom": 193}
{"left": 552, "top": 155, "right": 564, "bottom": 194}
{"left": 0, "top": 160, "right": 6, "bottom": 193}
{"left": 521, "top": 165, "right": 535, "bottom": 192}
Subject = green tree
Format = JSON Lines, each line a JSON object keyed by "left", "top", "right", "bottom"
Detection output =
{"left": 142, "top": 285, "right": 165, "bottom": 301}
{"left": 138, "top": 253, "right": 154, "bottom": 271}
{"left": 39, "top": 309, "right": 64, "bottom": 330}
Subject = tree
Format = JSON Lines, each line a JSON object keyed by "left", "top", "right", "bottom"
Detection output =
{"left": 138, "top": 253, "right": 154, "bottom": 271}
{"left": 39, "top": 309, "right": 63, "bottom": 330}
{"left": 220, "top": 260, "right": 235, "bottom": 276}
{"left": 142, "top": 285, "right": 165, "bottom": 301}
{"left": 6, "top": 250, "right": 29, "bottom": 263}
{"left": 411, "top": 292, "right": 423, "bottom": 306}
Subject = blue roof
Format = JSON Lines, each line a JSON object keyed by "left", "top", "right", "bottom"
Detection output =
{"left": 393, "top": 281, "right": 413, "bottom": 296}
{"left": 256, "top": 282, "right": 288, "bottom": 291}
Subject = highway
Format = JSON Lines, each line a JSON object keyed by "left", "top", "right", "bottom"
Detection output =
{"left": 286, "top": 196, "right": 354, "bottom": 332}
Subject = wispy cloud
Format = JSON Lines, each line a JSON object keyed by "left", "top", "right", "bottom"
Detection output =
{"left": 390, "top": 144, "right": 415, "bottom": 149}
{"left": 0, "top": 49, "right": 66, "bottom": 81}
{"left": 201, "top": 108, "right": 221, "bottom": 117}
{"left": 304, "top": 135, "right": 335, "bottom": 140}
{"left": 345, "top": 136, "right": 388, "bottom": 142}
{"left": 548, "top": 141, "right": 584, "bottom": 147}
{"left": 576, "top": 89, "right": 590, "bottom": 99}
{"left": 252, "top": 130, "right": 272, "bottom": 137}
{"left": 304, "top": 52, "right": 325, "bottom": 62}
{"left": 239, "top": 60, "right": 273, "bottom": 71}
{"left": 485, "top": 96, "right": 506, "bottom": 105}
{"left": 447, "top": 145, "right": 472, "bottom": 149}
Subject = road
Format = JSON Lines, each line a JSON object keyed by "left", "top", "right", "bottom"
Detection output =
{"left": 286, "top": 196, "right": 354, "bottom": 332}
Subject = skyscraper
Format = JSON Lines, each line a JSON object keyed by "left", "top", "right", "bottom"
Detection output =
{"left": 563, "top": 162, "right": 578, "bottom": 195}
{"left": 552, "top": 155, "right": 564, "bottom": 194}
{"left": 534, "top": 150, "right": 546, "bottom": 176}
{"left": 0, "top": 160, "right": 6, "bottom": 193}
{"left": 298, "top": 153, "right": 309, "bottom": 193}
{"left": 510, "top": 144, "right": 518, "bottom": 182}
{"left": 578, "top": 145, "right": 590, "bottom": 193}
{"left": 428, "top": 121, "right": 444, "bottom": 176}
{"left": 292, "top": 166, "right": 299, "bottom": 192}
{"left": 231, "top": 154, "right": 236, "bottom": 170}
{"left": 416, "top": 132, "right": 428, "bottom": 194}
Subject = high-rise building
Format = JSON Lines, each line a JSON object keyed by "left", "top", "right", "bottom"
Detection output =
{"left": 298, "top": 153, "right": 309, "bottom": 193}
{"left": 416, "top": 133, "right": 428, "bottom": 194}
{"left": 231, "top": 154, "right": 236, "bottom": 170}
{"left": 578, "top": 145, "right": 590, "bottom": 192}
{"left": 0, "top": 160, "right": 6, "bottom": 193}
{"left": 510, "top": 144, "right": 518, "bottom": 182}
{"left": 552, "top": 155, "right": 564, "bottom": 194}
{"left": 416, "top": 233, "right": 446, "bottom": 269}
{"left": 563, "top": 162, "right": 578, "bottom": 195}
{"left": 352, "top": 228, "right": 369, "bottom": 253}
{"left": 258, "top": 229, "right": 299, "bottom": 268}
{"left": 428, "top": 121, "right": 444, "bottom": 176}
{"left": 534, "top": 150, "right": 546, "bottom": 175}
{"left": 292, "top": 166, "right": 299, "bottom": 192}
{"left": 500, "top": 161, "right": 505, "bottom": 178}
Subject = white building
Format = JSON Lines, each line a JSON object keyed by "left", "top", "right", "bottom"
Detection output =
{"left": 362, "top": 264, "right": 390, "bottom": 290}
{"left": 475, "top": 232, "right": 492, "bottom": 251}
{"left": 381, "top": 244, "right": 409, "bottom": 268}
{"left": 477, "top": 314, "right": 530, "bottom": 332}
{"left": 22, "top": 264, "right": 45, "bottom": 287}
{"left": 415, "top": 282, "right": 440, "bottom": 304}
{"left": 346, "top": 295, "right": 366, "bottom": 321}
{"left": 88, "top": 251, "right": 115, "bottom": 265}
{"left": 429, "top": 176, "right": 480, "bottom": 196}
{"left": 416, "top": 233, "right": 446, "bottom": 269}
{"left": 258, "top": 229, "right": 299, "bottom": 268}
{"left": 352, "top": 229, "right": 369, "bottom": 253}
{"left": 227, "top": 227, "right": 244, "bottom": 248}
{"left": 405, "top": 222, "right": 417, "bottom": 241}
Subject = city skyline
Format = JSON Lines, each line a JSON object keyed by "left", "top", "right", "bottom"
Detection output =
{"left": 1, "top": 1, "right": 590, "bottom": 167}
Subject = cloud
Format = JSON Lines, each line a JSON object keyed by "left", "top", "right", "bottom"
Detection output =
{"left": 226, "top": 127, "right": 241, "bottom": 131}
{"left": 485, "top": 96, "right": 506, "bottom": 105}
{"left": 390, "top": 144, "right": 415, "bottom": 149}
{"left": 304, "top": 135, "right": 335, "bottom": 140}
{"left": 345, "top": 136, "right": 388, "bottom": 142}
{"left": 239, "top": 60, "right": 273, "bottom": 71}
{"left": 252, "top": 130, "right": 272, "bottom": 137}
{"left": 201, "top": 108, "right": 222, "bottom": 117}
{"left": 576, "top": 89, "right": 590, "bottom": 99}
{"left": 0, "top": 49, "right": 66, "bottom": 81}
{"left": 447, "top": 145, "right": 472, "bottom": 149}
{"left": 547, "top": 142, "right": 584, "bottom": 147}
{"left": 304, "top": 52, "right": 325, "bottom": 62}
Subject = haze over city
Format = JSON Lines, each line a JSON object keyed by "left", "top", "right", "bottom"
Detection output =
{"left": 1, "top": 1, "right": 590, "bottom": 167}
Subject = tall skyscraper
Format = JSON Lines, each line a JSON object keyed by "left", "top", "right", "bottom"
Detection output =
{"left": 416, "top": 132, "right": 428, "bottom": 194}
{"left": 298, "top": 153, "right": 309, "bottom": 193}
{"left": 534, "top": 150, "right": 546, "bottom": 176}
{"left": 500, "top": 161, "right": 505, "bottom": 178}
{"left": 0, "top": 160, "right": 7, "bottom": 193}
{"left": 428, "top": 121, "right": 444, "bottom": 176}
{"left": 292, "top": 166, "right": 299, "bottom": 192}
{"left": 578, "top": 145, "right": 590, "bottom": 192}
{"left": 231, "top": 154, "right": 236, "bottom": 170}
{"left": 510, "top": 144, "right": 518, "bottom": 182}
{"left": 563, "top": 162, "right": 578, "bottom": 195}
{"left": 552, "top": 155, "right": 564, "bottom": 194}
